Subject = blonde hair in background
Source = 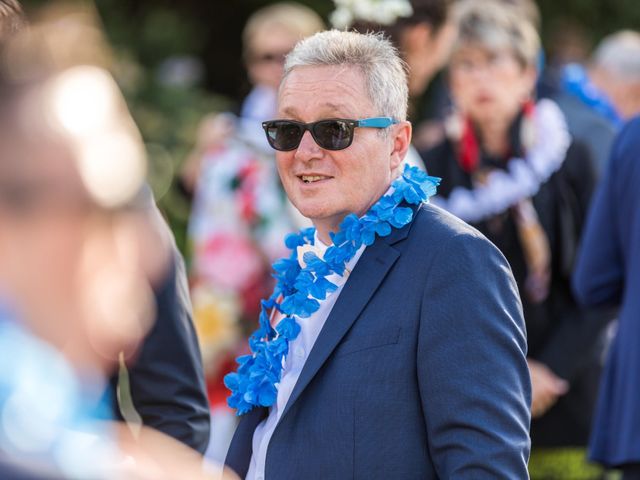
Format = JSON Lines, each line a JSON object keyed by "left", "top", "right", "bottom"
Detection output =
{"left": 452, "top": 0, "right": 540, "bottom": 68}
{"left": 242, "top": 2, "right": 325, "bottom": 59}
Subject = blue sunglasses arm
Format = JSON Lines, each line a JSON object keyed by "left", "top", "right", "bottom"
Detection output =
{"left": 357, "top": 117, "right": 399, "bottom": 128}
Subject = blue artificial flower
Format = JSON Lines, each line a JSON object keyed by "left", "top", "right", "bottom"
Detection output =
{"left": 375, "top": 221, "right": 392, "bottom": 236}
{"left": 293, "top": 271, "right": 314, "bottom": 295}
{"left": 309, "top": 276, "right": 338, "bottom": 300}
{"left": 388, "top": 206, "right": 413, "bottom": 228}
{"left": 368, "top": 195, "right": 393, "bottom": 219}
{"left": 284, "top": 232, "right": 305, "bottom": 250}
{"left": 392, "top": 167, "right": 441, "bottom": 205}
{"left": 280, "top": 292, "right": 320, "bottom": 318}
{"left": 275, "top": 315, "right": 301, "bottom": 341}
{"left": 302, "top": 252, "right": 331, "bottom": 277}
{"left": 264, "top": 336, "right": 289, "bottom": 364}
{"left": 360, "top": 218, "right": 379, "bottom": 246}
{"left": 301, "top": 227, "right": 316, "bottom": 243}
{"left": 284, "top": 227, "right": 316, "bottom": 250}
{"left": 254, "top": 379, "right": 277, "bottom": 407}
{"left": 256, "top": 308, "right": 275, "bottom": 336}
{"left": 272, "top": 257, "right": 301, "bottom": 295}
{"left": 324, "top": 245, "right": 354, "bottom": 275}
{"left": 421, "top": 176, "right": 440, "bottom": 198}
{"left": 392, "top": 178, "right": 424, "bottom": 204}
{"left": 402, "top": 164, "right": 428, "bottom": 183}
{"left": 342, "top": 214, "right": 364, "bottom": 246}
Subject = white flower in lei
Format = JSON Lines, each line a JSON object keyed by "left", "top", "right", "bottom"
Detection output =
{"left": 431, "top": 99, "right": 572, "bottom": 223}
{"left": 330, "top": 0, "right": 414, "bottom": 29}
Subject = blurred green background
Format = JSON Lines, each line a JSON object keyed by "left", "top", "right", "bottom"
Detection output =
{"left": 19, "top": 0, "right": 640, "bottom": 253}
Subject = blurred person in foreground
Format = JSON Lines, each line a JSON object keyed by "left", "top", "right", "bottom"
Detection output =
{"left": 181, "top": 2, "right": 323, "bottom": 462}
{"left": 419, "top": 2, "right": 613, "bottom": 477}
{"left": 224, "top": 29, "right": 530, "bottom": 479}
{"left": 573, "top": 116, "right": 640, "bottom": 479}
{"left": 0, "top": 0, "right": 210, "bottom": 462}
{"left": 0, "top": 21, "right": 233, "bottom": 480}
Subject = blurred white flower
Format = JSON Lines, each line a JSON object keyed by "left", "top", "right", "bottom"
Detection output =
{"left": 330, "top": 0, "right": 413, "bottom": 28}
{"left": 329, "top": 7, "right": 353, "bottom": 29}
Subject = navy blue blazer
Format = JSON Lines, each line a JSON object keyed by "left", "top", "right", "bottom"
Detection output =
{"left": 573, "top": 116, "right": 640, "bottom": 467}
{"left": 226, "top": 203, "right": 531, "bottom": 479}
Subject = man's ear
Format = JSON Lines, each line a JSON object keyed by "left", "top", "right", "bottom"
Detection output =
{"left": 390, "top": 121, "right": 412, "bottom": 171}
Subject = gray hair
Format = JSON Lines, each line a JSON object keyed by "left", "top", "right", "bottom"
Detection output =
{"left": 283, "top": 30, "right": 409, "bottom": 121}
{"left": 592, "top": 30, "right": 640, "bottom": 81}
{"left": 452, "top": 0, "right": 540, "bottom": 68}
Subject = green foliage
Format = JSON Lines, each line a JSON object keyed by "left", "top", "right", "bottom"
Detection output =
{"left": 126, "top": 80, "right": 229, "bottom": 254}
{"left": 538, "top": 0, "right": 640, "bottom": 48}
{"left": 95, "top": 0, "right": 231, "bottom": 253}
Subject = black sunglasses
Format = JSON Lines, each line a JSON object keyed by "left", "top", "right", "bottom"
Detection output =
{"left": 262, "top": 117, "right": 398, "bottom": 151}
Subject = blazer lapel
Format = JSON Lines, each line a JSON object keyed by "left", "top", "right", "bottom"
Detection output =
{"left": 225, "top": 406, "right": 268, "bottom": 478}
{"left": 279, "top": 213, "right": 416, "bottom": 420}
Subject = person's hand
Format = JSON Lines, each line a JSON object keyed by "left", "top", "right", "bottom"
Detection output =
{"left": 527, "top": 359, "right": 569, "bottom": 418}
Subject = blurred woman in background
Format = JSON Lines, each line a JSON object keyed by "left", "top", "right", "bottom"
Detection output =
{"left": 420, "top": 1, "right": 613, "bottom": 478}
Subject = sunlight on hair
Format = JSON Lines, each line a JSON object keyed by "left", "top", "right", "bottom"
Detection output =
{"left": 49, "top": 66, "right": 117, "bottom": 136}
{"left": 45, "top": 65, "right": 147, "bottom": 208}
{"left": 75, "top": 130, "right": 146, "bottom": 209}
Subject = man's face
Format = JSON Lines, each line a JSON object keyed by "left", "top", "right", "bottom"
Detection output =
{"left": 275, "top": 64, "right": 407, "bottom": 236}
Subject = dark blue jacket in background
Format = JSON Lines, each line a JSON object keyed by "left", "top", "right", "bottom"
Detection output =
{"left": 573, "top": 116, "right": 640, "bottom": 467}
{"left": 226, "top": 203, "right": 531, "bottom": 479}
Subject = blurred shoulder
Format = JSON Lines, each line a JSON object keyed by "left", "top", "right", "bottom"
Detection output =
{"left": 615, "top": 116, "right": 640, "bottom": 160}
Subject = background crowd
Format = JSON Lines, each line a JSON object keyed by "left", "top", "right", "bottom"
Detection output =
{"left": 3, "top": 0, "right": 640, "bottom": 478}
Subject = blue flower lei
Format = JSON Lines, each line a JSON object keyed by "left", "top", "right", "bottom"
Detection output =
{"left": 224, "top": 165, "right": 440, "bottom": 415}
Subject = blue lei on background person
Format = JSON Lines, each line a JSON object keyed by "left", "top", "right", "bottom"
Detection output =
{"left": 561, "top": 63, "right": 622, "bottom": 128}
{"left": 224, "top": 165, "right": 440, "bottom": 415}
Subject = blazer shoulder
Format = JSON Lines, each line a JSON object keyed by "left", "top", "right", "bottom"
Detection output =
{"left": 403, "top": 203, "right": 512, "bottom": 279}
{"left": 411, "top": 202, "right": 490, "bottom": 245}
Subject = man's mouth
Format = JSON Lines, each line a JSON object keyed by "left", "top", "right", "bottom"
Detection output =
{"left": 299, "top": 175, "right": 331, "bottom": 184}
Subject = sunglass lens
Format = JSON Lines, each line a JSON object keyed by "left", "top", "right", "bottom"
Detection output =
{"left": 265, "top": 122, "right": 303, "bottom": 151}
{"left": 314, "top": 120, "right": 353, "bottom": 150}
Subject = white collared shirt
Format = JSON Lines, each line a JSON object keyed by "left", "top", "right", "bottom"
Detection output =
{"left": 245, "top": 234, "right": 366, "bottom": 480}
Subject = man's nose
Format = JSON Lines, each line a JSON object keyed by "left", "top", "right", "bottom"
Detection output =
{"left": 294, "top": 130, "right": 322, "bottom": 161}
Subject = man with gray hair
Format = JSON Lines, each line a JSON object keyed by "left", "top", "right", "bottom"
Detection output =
{"left": 224, "top": 30, "right": 531, "bottom": 479}
{"left": 589, "top": 30, "right": 640, "bottom": 121}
